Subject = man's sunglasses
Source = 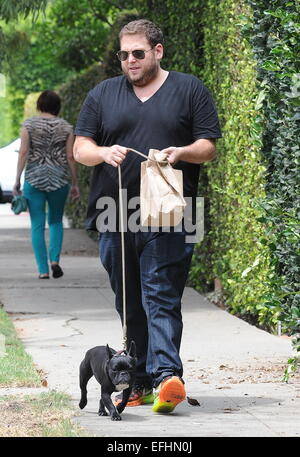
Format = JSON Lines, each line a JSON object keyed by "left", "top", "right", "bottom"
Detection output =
{"left": 116, "top": 48, "right": 154, "bottom": 61}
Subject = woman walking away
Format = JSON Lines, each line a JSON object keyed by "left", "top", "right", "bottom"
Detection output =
{"left": 13, "top": 90, "right": 80, "bottom": 279}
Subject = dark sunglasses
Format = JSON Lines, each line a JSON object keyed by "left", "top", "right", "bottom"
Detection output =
{"left": 116, "top": 47, "right": 154, "bottom": 61}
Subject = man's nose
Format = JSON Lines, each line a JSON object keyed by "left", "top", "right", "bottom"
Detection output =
{"left": 127, "top": 52, "right": 137, "bottom": 63}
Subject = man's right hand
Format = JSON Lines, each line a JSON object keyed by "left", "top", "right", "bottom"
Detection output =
{"left": 101, "top": 145, "right": 128, "bottom": 167}
{"left": 73, "top": 137, "right": 128, "bottom": 167}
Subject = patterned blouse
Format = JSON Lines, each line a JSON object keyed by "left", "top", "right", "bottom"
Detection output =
{"left": 23, "top": 116, "right": 73, "bottom": 192}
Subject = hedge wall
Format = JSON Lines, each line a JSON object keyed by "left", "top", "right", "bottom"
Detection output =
{"left": 246, "top": 0, "right": 300, "bottom": 361}
{"left": 199, "top": 0, "right": 278, "bottom": 329}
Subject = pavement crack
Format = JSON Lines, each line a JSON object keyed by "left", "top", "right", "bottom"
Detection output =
{"left": 10, "top": 311, "right": 56, "bottom": 318}
{"left": 63, "top": 316, "right": 83, "bottom": 337}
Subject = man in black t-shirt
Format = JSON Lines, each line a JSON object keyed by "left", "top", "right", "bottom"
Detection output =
{"left": 74, "top": 19, "right": 221, "bottom": 414}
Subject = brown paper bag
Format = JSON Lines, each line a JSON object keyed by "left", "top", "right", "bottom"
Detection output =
{"left": 140, "top": 149, "right": 186, "bottom": 227}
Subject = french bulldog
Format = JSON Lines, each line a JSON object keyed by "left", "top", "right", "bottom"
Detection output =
{"left": 79, "top": 341, "right": 136, "bottom": 421}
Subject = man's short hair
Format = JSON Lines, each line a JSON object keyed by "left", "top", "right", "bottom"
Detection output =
{"left": 119, "top": 19, "right": 164, "bottom": 47}
{"left": 36, "top": 90, "right": 61, "bottom": 116}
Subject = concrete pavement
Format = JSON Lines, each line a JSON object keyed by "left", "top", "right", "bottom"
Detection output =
{"left": 0, "top": 204, "right": 299, "bottom": 437}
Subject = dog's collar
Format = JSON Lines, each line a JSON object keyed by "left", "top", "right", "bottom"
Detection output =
{"left": 115, "top": 350, "right": 127, "bottom": 356}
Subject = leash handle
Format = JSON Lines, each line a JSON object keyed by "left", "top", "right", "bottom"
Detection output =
{"left": 127, "top": 147, "right": 168, "bottom": 164}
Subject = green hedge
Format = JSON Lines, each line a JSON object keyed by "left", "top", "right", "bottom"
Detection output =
{"left": 246, "top": 0, "right": 300, "bottom": 358}
{"left": 198, "top": 0, "right": 279, "bottom": 329}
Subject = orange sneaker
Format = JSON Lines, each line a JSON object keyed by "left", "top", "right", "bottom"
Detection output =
{"left": 152, "top": 376, "right": 186, "bottom": 413}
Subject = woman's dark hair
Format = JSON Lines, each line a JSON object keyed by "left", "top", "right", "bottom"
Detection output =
{"left": 36, "top": 90, "right": 61, "bottom": 115}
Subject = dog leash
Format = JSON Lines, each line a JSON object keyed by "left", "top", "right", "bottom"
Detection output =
{"left": 118, "top": 148, "right": 168, "bottom": 351}
{"left": 117, "top": 163, "right": 127, "bottom": 351}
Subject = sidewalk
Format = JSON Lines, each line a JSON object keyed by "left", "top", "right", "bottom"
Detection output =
{"left": 0, "top": 205, "right": 299, "bottom": 437}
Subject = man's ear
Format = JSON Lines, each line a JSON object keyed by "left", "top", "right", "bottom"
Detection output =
{"left": 106, "top": 344, "right": 114, "bottom": 360}
{"left": 154, "top": 43, "right": 164, "bottom": 60}
{"left": 128, "top": 340, "right": 136, "bottom": 358}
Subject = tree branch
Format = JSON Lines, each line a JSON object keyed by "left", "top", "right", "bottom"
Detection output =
{"left": 86, "top": 0, "right": 113, "bottom": 27}
{"left": 101, "top": 0, "right": 127, "bottom": 10}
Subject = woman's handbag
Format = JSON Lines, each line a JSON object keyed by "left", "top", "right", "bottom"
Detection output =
{"left": 11, "top": 195, "right": 28, "bottom": 215}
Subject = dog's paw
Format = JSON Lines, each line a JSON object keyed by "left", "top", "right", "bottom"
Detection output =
{"left": 111, "top": 412, "right": 122, "bottom": 421}
{"left": 79, "top": 399, "right": 87, "bottom": 409}
{"left": 98, "top": 410, "right": 108, "bottom": 416}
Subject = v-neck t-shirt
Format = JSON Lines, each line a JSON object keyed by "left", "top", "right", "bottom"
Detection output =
{"left": 75, "top": 71, "right": 222, "bottom": 231}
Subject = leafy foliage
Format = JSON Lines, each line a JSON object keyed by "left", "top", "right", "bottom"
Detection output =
{"left": 0, "top": 0, "right": 47, "bottom": 71}
{"left": 246, "top": 0, "right": 300, "bottom": 373}
{"left": 0, "top": 0, "right": 47, "bottom": 22}
{"left": 198, "top": 0, "right": 278, "bottom": 329}
{"left": 1, "top": 0, "right": 113, "bottom": 138}
{"left": 40, "top": 0, "right": 112, "bottom": 72}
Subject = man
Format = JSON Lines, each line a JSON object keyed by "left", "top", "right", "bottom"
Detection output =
{"left": 74, "top": 19, "right": 221, "bottom": 414}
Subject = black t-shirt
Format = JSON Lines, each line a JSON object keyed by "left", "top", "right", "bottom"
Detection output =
{"left": 75, "top": 71, "right": 222, "bottom": 230}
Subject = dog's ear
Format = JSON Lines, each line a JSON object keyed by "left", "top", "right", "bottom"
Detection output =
{"left": 106, "top": 344, "right": 114, "bottom": 360}
{"left": 128, "top": 340, "right": 136, "bottom": 358}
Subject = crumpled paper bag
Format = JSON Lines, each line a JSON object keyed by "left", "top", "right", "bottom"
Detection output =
{"left": 140, "top": 148, "right": 186, "bottom": 227}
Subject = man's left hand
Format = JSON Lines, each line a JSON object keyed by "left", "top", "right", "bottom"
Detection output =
{"left": 160, "top": 146, "right": 184, "bottom": 165}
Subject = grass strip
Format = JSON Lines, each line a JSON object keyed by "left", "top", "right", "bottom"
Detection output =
{"left": 0, "top": 306, "right": 42, "bottom": 387}
{"left": 0, "top": 306, "right": 87, "bottom": 437}
{"left": 0, "top": 390, "right": 86, "bottom": 437}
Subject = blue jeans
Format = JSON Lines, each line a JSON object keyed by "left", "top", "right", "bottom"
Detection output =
{"left": 23, "top": 181, "right": 69, "bottom": 275}
{"left": 99, "top": 230, "right": 194, "bottom": 387}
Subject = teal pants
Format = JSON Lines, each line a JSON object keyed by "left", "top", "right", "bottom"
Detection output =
{"left": 23, "top": 181, "right": 70, "bottom": 275}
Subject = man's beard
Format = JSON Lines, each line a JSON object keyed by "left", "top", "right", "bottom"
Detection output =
{"left": 124, "top": 61, "right": 159, "bottom": 87}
